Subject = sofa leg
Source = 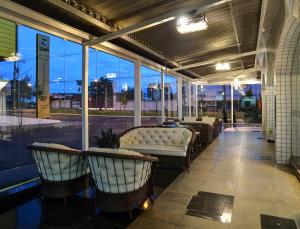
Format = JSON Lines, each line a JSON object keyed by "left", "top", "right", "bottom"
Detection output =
{"left": 128, "top": 210, "right": 133, "bottom": 219}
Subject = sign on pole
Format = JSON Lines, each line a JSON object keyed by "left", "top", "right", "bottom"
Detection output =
{"left": 36, "top": 34, "right": 50, "bottom": 118}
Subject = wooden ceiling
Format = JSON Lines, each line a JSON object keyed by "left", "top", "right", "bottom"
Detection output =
{"left": 10, "top": 0, "right": 262, "bottom": 79}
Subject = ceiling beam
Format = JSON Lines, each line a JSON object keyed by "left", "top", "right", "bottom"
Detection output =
{"left": 168, "top": 49, "right": 268, "bottom": 73}
{"left": 84, "top": 0, "right": 232, "bottom": 46}
{"left": 229, "top": 1, "right": 244, "bottom": 68}
{"left": 196, "top": 68, "right": 258, "bottom": 81}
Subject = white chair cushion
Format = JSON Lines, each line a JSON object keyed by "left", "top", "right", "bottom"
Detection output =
{"left": 86, "top": 147, "right": 151, "bottom": 193}
{"left": 88, "top": 147, "right": 142, "bottom": 156}
{"left": 183, "top": 117, "right": 197, "bottom": 122}
{"left": 121, "top": 144, "right": 186, "bottom": 157}
{"left": 31, "top": 142, "right": 88, "bottom": 181}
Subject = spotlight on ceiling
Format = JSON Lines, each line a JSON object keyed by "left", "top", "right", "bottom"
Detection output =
{"left": 176, "top": 14, "right": 208, "bottom": 34}
{"left": 216, "top": 63, "right": 230, "bottom": 71}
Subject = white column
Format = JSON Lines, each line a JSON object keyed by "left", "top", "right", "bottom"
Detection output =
{"left": 188, "top": 81, "right": 192, "bottom": 117}
{"left": 231, "top": 83, "right": 234, "bottom": 126}
{"left": 134, "top": 59, "right": 141, "bottom": 126}
{"left": 195, "top": 84, "right": 198, "bottom": 118}
{"left": 82, "top": 45, "right": 89, "bottom": 151}
{"left": 168, "top": 85, "right": 171, "bottom": 117}
{"left": 177, "top": 78, "right": 183, "bottom": 120}
{"left": 161, "top": 70, "right": 165, "bottom": 123}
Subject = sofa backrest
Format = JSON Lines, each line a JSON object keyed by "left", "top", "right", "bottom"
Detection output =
{"left": 30, "top": 142, "right": 89, "bottom": 182}
{"left": 119, "top": 127, "right": 193, "bottom": 148}
{"left": 201, "top": 116, "right": 216, "bottom": 126}
{"left": 85, "top": 148, "right": 158, "bottom": 193}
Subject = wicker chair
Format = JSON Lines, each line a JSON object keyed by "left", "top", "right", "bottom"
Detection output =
{"left": 28, "top": 143, "right": 90, "bottom": 201}
{"left": 83, "top": 148, "right": 158, "bottom": 218}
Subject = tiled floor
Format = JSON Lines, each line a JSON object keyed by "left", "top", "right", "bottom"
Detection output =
{"left": 129, "top": 131, "right": 300, "bottom": 229}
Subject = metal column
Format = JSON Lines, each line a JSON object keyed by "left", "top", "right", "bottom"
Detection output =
{"left": 188, "top": 81, "right": 192, "bottom": 117}
{"left": 161, "top": 70, "right": 165, "bottom": 123}
{"left": 82, "top": 45, "right": 89, "bottom": 151}
{"left": 195, "top": 84, "right": 198, "bottom": 118}
{"left": 177, "top": 78, "right": 183, "bottom": 120}
{"left": 134, "top": 59, "right": 141, "bottom": 126}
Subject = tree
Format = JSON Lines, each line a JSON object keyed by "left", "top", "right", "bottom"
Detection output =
{"left": 89, "top": 77, "right": 114, "bottom": 110}
{"left": 222, "top": 85, "right": 228, "bottom": 123}
{"left": 115, "top": 87, "right": 134, "bottom": 111}
{"left": 245, "top": 87, "right": 253, "bottom": 97}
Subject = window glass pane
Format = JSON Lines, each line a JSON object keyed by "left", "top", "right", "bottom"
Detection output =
{"left": 199, "top": 84, "right": 262, "bottom": 126}
{"left": 164, "top": 74, "right": 178, "bottom": 118}
{"left": 0, "top": 23, "right": 82, "bottom": 189}
{"left": 141, "top": 65, "right": 161, "bottom": 125}
{"left": 88, "top": 48, "right": 134, "bottom": 147}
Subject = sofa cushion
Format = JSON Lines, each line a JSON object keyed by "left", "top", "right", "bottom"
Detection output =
{"left": 31, "top": 142, "right": 88, "bottom": 182}
{"left": 121, "top": 144, "right": 186, "bottom": 157}
{"left": 201, "top": 116, "right": 216, "bottom": 126}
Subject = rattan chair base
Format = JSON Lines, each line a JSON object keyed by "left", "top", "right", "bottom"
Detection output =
{"left": 41, "top": 174, "right": 90, "bottom": 198}
{"left": 94, "top": 180, "right": 153, "bottom": 213}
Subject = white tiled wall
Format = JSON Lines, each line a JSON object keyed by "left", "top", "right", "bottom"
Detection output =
{"left": 265, "top": 86, "right": 276, "bottom": 141}
{"left": 275, "top": 17, "right": 300, "bottom": 164}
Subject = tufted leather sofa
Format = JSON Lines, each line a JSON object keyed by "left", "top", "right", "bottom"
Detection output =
{"left": 119, "top": 126, "right": 195, "bottom": 168}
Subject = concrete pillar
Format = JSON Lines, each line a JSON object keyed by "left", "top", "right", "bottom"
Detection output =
{"left": 177, "top": 78, "right": 183, "bottom": 120}
{"left": 134, "top": 60, "right": 141, "bottom": 126}
{"left": 82, "top": 45, "right": 89, "bottom": 151}
{"left": 161, "top": 70, "right": 165, "bottom": 123}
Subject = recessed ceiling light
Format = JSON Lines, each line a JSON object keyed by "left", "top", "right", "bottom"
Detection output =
{"left": 216, "top": 63, "right": 230, "bottom": 71}
{"left": 176, "top": 14, "right": 208, "bottom": 34}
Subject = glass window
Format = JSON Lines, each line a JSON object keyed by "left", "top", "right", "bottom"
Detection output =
{"left": 141, "top": 65, "right": 161, "bottom": 125}
{"left": 88, "top": 48, "right": 135, "bottom": 144}
{"left": 164, "top": 74, "right": 178, "bottom": 118}
{"left": 0, "top": 23, "right": 83, "bottom": 189}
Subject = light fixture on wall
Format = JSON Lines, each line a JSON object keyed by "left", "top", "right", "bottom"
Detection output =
{"left": 216, "top": 63, "right": 230, "bottom": 71}
{"left": 176, "top": 14, "right": 208, "bottom": 34}
{"left": 4, "top": 53, "right": 22, "bottom": 62}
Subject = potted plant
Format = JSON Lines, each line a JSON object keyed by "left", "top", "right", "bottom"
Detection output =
{"left": 93, "top": 128, "right": 119, "bottom": 148}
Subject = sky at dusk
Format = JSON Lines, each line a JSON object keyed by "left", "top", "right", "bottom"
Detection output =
{"left": 0, "top": 25, "right": 260, "bottom": 100}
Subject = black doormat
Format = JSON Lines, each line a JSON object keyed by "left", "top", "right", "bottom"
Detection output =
{"left": 260, "top": 214, "right": 297, "bottom": 229}
{"left": 186, "top": 191, "right": 234, "bottom": 224}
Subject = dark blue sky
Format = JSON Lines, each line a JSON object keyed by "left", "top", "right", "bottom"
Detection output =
{"left": 0, "top": 25, "right": 260, "bottom": 98}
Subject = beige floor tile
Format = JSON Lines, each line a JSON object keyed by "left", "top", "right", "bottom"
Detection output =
{"left": 235, "top": 181, "right": 275, "bottom": 202}
{"left": 275, "top": 202, "right": 300, "bottom": 227}
{"left": 140, "top": 199, "right": 186, "bottom": 224}
{"left": 128, "top": 132, "right": 300, "bottom": 228}
{"left": 128, "top": 216, "right": 179, "bottom": 229}
{"left": 230, "top": 197, "right": 277, "bottom": 229}
{"left": 179, "top": 215, "right": 230, "bottom": 229}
